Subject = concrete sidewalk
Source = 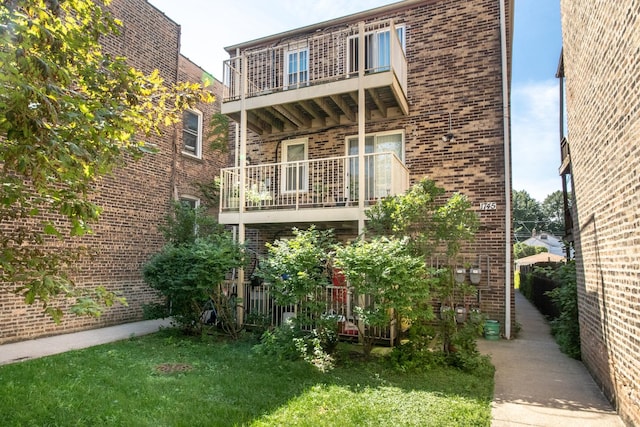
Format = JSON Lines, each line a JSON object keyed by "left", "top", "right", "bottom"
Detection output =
{"left": 0, "top": 318, "right": 172, "bottom": 365}
{"left": 478, "top": 291, "right": 625, "bottom": 427}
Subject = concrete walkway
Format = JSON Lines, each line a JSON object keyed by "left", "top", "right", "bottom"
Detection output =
{"left": 0, "top": 318, "right": 172, "bottom": 365}
{"left": 478, "top": 291, "right": 625, "bottom": 427}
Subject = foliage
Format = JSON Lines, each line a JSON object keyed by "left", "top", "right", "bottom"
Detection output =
{"left": 256, "top": 226, "right": 334, "bottom": 328}
{"left": 0, "top": 330, "right": 494, "bottom": 426}
{"left": 513, "top": 242, "right": 548, "bottom": 259}
{"left": 255, "top": 226, "right": 338, "bottom": 365}
{"left": 144, "top": 207, "right": 244, "bottom": 335}
{"left": 0, "top": 0, "right": 214, "bottom": 319}
{"left": 192, "top": 176, "right": 221, "bottom": 209}
{"left": 158, "top": 201, "right": 224, "bottom": 246}
{"left": 207, "top": 112, "right": 230, "bottom": 153}
{"left": 255, "top": 322, "right": 336, "bottom": 372}
{"left": 334, "top": 236, "right": 434, "bottom": 356}
{"left": 512, "top": 189, "right": 545, "bottom": 241}
{"left": 367, "top": 178, "right": 478, "bottom": 258}
{"left": 542, "top": 190, "right": 568, "bottom": 237}
{"left": 143, "top": 236, "right": 244, "bottom": 335}
{"left": 519, "top": 270, "right": 534, "bottom": 300}
{"left": 545, "top": 261, "right": 581, "bottom": 359}
{"left": 366, "top": 178, "right": 481, "bottom": 365}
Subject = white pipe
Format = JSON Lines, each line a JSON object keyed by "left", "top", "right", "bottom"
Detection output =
{"left": 499, "top": 0, "right": 512, "bottom": 339}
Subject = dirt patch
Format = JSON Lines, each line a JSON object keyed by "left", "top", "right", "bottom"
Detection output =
{"left": 154, "top": 363, "right": 193, "bottom": 374}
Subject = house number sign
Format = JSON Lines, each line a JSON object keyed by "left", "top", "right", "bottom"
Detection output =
{"left": 479, "top": 202, "right": 497, "bottom": 210}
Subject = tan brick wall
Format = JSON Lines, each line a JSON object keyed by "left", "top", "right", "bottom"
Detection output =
{"left": 560, "top": 1, "right": 640, "bottom": 424}
{"left": 236, "top": 0, "right": 513, "bottom": 326}
{"left": 0, "top": 0, "right": 222, "bottom": 343}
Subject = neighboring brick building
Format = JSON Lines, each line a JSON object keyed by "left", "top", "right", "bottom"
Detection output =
{"left": 0, "top": 0, "right": 224, "bottom": 343}
{"left": 559, "top": 1, "right": 640, "bottom": 424}
{"left": 218, "top": 0, "right": 515, "bottom": 337}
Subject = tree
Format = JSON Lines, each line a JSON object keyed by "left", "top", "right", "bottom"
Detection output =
{"left": 512, "top": 189, "right": 544, "bottom": 241}
{"left": 257, "top": 226, "right": 335, "bottom": 331}
{"left": 0, "top": 0, "right": 214, "bottom": 320}
{"left": 513, "top": 242, "right": 548, "bottom": 259}
{"left": 256, "top": 226, "right": 340, "bottom": 368}
{"left": 541, "top": 190, "right": 566, "bottom": 236}
{"left": 334, "top": 236, "right": 433, "bottom": 356}
{"left": 366, "top": 179, "right": 482, "bottom": 362}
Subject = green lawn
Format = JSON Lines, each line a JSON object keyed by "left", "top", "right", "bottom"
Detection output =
{"left": 0, "top": 330, "right": 494, "bottom": 426}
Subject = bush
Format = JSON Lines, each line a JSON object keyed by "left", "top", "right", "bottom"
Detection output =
{"left": 546, "top": 261, "right": 581, "bottom": 359}
{"left": 253, "top": 322, "right": 337, "bottom": 372}
{"left": 143, "top": 236, "right": 244, "bottom": 335}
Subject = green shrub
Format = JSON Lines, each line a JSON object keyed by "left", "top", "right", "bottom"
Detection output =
{"left": 143, "top": 237, "right": 244, "bottom": 335}
{"left": 520, "top": 271, "right": 534, "bottom": 300}
{"left": 254, "top": 322, "right": 337, "bottom": 372}
{"left": 546, "top": 261, "right": 581, "bottom": 359}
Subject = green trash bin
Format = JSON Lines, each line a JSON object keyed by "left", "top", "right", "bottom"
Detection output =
{"left": 484, "top": 320, "right": 500, "bottom": 340}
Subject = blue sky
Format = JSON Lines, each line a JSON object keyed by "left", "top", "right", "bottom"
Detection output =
{"left": 148, "top": 0, "right": 563, "bottom": 202}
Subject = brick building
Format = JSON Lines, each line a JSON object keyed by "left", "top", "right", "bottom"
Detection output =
{"left": 0, "top": 0, "right": 224, "bottom": 343}
{"left": 559, "top": 1, "right": 640, "bottom": 424}
{"left": 218, "top": 0, "right": 515, "bottom": 336}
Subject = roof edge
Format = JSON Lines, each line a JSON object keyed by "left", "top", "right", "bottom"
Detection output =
{"left": 224, "top": 0, "right": 429, "bottom": 54}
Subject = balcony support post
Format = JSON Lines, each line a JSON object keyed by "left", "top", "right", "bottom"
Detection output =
{"left": 237, "top": 49, "right": 248, "bottom": 326}
{"left": 357, "top": 21, "right": 366, "bottom": 236}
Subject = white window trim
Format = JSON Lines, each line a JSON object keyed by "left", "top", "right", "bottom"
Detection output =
{"left": 284, "top": 46, "right": 309, "bottom": 90}
{"left": 179, "top": 195, "right": 200, "bottom": 209}
{"left": 281, "top": 138, "right": 309, "bottom": 194}
{"left": 347, "top": 24, "right": 406, "bottom": 74}
{"left": 182, "top": 108, "right": 203, "bottom": 159}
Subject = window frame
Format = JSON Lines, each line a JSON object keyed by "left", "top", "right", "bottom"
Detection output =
{"left": 345, "top": 130, "right": 405, "bottom": 201}
{"left": 284, "top": 46, "right": 309, "bottom": 89}
{"left": 179, "top": 195, "right": 200, "bottom": 210}
{"left": 281, "top": 138, "right": 309, "bottom": 194}
{"left": 182, "top": 108, "right": 203, "bottom": 159}
{"left": 347, "top": 24, "right": 406, "bottom": 74}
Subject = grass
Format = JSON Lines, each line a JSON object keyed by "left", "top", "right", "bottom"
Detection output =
{"left": 0, "top": 329, "right": 494, "bottom": 426}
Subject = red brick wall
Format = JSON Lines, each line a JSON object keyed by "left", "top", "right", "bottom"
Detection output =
{"left": 560, "top": 1, "right": 640, "bottom": 424}
{"left": 234, "top": 0, "right": 513, "bottom": 327}
{"left": 0, "top": 0, "right": 222, "bottom": 343}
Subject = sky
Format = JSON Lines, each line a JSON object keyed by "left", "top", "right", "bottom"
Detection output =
{"left": 147, "top": 0, "right": 563, "bottom": 202}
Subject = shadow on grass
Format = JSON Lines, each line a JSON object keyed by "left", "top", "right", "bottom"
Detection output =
{"left": 0, "top": 328, "right": 493, "bottom": 426}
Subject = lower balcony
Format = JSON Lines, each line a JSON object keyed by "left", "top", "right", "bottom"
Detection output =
{"left": 218, "top": 152, "right": 409, "bottom": 225}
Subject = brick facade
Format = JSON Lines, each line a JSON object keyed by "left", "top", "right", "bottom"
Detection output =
{"left": 0, "top": 0, "right": 223, "bottom": 343}
{"left": 227, "top": 0, "right": 514, "bottom": 328}
{"left": 560, "top": 1, "right": 640, "bottom": 424}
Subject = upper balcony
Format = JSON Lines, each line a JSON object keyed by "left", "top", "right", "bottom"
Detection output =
{"left": 221, "top": 19, "right": 408, "bottom": 136}
{"left": 218, "top": 152, "right": 409, "bottom": 225}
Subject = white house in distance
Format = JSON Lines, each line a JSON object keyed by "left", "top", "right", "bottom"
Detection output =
{"left": 521, "top": 231, "right": 565, "bottom": 256}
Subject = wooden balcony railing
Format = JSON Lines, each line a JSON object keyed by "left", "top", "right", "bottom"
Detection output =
{"left": 219, "top": 152, "right": 409, "bottom": 212}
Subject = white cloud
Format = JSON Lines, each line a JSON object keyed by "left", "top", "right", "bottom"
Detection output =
{"left": 511, "top": 79, "right": 562, "bottom": 202}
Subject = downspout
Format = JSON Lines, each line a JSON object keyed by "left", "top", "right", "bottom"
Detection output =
{"left": 499, "top": 0, "right": 512, "bottom": 339}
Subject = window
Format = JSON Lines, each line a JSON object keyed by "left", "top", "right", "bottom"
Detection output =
{"left": 348, "top": 25, "right": 406, "bottom": 74}
{"left": 347, "top": 130, "right": 404, "bottom": 200}
{"left": 179, "top": 196, "right": 200, "bottom": 210}
{"left": 284, "top": 47, "right": 308, "bottom": 89}
{"left": 282, "top": 138, "right": 308, "bottom": 193}
{"left": 182, "top": 109, "right": 202, "bottom": 157}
